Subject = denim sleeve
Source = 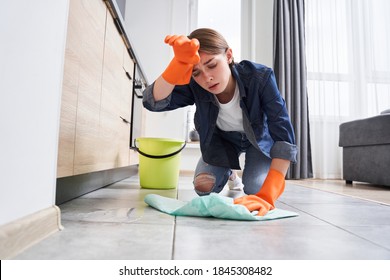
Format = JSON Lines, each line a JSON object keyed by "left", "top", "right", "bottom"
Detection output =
{"left": 142, "top": 83, "right": 172, "bottom": 111}
{"left": 270, "top": 141, "right": 298, "bottom": 163}
{"left": 260, "top": 71, "right": 298, "bottom": 163}
{"left": 142, "top": 82, "right": 195, "bottom": 112}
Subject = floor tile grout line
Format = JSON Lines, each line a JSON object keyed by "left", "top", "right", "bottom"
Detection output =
{"left": 289, "top": 182, "right": 390, "bottom": 206}
{"left": 284, "top": 184, "right": 390, "bottom": 208}
{"left": 279, "top": 201, "right": 390, "bottom": 252}
{"left": 171, "top": 217, "right": 177, "bottom": 260}
{"left": 334, "top": 227, "right": 390, "bottom": 252}
{"left": 170, "top": 187, "right": 180, "bottom": 260}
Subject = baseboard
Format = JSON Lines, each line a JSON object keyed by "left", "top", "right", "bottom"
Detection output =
{"left": 0, "top": 205, "right": 62, "bottom": 259}
{"left": 56, "top": 165, "right": 139, "bottom": 205}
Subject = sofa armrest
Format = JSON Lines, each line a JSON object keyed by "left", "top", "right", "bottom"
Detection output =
{"left": 339, "top": 114, "right": 390, "bottom": 147}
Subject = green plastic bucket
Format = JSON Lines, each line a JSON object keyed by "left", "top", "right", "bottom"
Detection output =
{"left": 135, "top": 138, "right": 186, "bottom": 189}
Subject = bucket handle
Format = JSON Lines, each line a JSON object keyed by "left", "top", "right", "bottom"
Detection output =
{"left": 134, "top": 140, "right": 187, "bottom": 159}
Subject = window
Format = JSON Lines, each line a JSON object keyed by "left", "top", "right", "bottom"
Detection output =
{"left": 305, "top": 0, "right": 390, "bottom": 178}
{"left": 305, "top": 0, "right": 390, "bottom": 119}
{"left": 197, "top": 0, "right": 241, "bottom": 61}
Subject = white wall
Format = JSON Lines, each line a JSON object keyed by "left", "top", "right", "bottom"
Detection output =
{"left": 241, "top": 0, "right": 274, "bottom": 67}
{"left": 253, "top": 0, "right": 274, "bottom": 67}
{"left": 125, "top": 0, "right": 196, "bottom": 140}
{"left": 0, "top": 0, "right": 69, "bottom": 226}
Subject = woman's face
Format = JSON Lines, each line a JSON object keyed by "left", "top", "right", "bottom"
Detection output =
{"left": 192, "top": 49, "right": 234, "bottom": 95}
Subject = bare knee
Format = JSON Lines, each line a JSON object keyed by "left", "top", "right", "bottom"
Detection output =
{"left": 194, "top": 173, "right": 216, "bottom": 193}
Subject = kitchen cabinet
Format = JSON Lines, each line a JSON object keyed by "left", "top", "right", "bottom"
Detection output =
{"left": 97, "top": 5, "right": 132, "bottom": 173}
{"left": 57, "top": 0, "right": 107, "bottom": 177}
{"left": 70, "top": 0, "right": 107, "bottom": 176}
{"left": 56, "top": 0, "right": 146, "bottom": 203}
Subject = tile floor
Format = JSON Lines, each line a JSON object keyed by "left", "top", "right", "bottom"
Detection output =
{"left": 14, "top": 174, "right": 390, "bottom": 260}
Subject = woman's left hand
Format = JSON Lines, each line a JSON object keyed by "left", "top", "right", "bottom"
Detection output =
{"left": 234, "top": 195, "right": 273, "bottom": 216}
{"left": 234, "top": 168, "right": 286, "bottom": 216}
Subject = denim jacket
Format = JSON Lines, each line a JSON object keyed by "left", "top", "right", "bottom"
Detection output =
{"left": 143, "top": 60, "right": 297, "bottom": 169}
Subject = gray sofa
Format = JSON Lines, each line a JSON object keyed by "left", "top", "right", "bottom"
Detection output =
{"left": 339, "top": 110, "right": 390, "bottom": 186}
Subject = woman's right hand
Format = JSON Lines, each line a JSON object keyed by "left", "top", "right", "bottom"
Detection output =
{"left": 162, "top": 35, "right": 200, "bottom": 85}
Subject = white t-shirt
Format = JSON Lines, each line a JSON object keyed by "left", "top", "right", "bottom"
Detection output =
{"left": 216, "top": 82, "right": 244, "bottom": 132}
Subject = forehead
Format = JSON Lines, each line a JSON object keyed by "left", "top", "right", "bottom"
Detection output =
{"left": 197, "top": 52, "right": 224, "bottom": 64}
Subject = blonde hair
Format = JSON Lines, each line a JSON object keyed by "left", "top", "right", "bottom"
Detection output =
{"left": 188, "top": 28, "right": 234, "bottom": 66}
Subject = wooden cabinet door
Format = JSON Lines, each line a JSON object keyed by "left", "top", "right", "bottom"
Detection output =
{"left": 56, "top": 0, "right": 80, "bottom": 177}
{"left": 99, "top": 14, "right": 132, "bottom": 170}
{"left": 58, "top": 0, "right": 106, "bottom": 177}
{"left": 72, "top": 0, "right": 107, "bottom": 175}
{"left": 58, "top": 0, "right": 107, "bottom": 177}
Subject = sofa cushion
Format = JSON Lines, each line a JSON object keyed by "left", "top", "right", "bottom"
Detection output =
{"left": 339, "top": 114, "right": 390, "bottom": 147}
{"left": 381, "top": 108, "right": 390, "bottom": 114}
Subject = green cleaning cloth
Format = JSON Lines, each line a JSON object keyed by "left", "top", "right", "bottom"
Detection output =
{"left": 144, "top": 193, "right": 298, "bottom": 221}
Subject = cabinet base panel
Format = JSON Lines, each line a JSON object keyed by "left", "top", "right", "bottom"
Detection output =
{"left": 56, "top": 165, "right": 138, "bottom": 205}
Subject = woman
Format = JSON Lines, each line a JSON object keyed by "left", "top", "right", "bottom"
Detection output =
{"left": 143, "top": 28, "right": 297, "bottom": 216}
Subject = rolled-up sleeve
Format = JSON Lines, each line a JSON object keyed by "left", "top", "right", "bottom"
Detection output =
{"left": 270, "top": 141, "right": 298, "bottom": 163}
{"left": 142, "top": 82, "right": 195, "bottom": 112}
{"left": 142, "top": 83, "right": 172, "bottom": 111}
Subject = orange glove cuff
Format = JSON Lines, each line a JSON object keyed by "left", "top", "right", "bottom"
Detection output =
{"left": 255, "top": 168, "right": 285, "bottom": 207}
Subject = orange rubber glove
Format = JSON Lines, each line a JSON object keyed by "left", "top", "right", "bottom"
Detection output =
{"left": 234, "top": 169, "right": 285, "bottom": 216}
{"left": 162, "top": 35, "right": 200, "bottom": 85}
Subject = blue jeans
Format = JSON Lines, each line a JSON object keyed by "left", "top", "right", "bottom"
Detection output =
{"left": 194, "top": 131, "right": 271, "bottom": 196}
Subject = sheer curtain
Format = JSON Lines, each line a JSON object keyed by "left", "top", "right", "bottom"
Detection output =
{"left": 305, "top": 0, "right": 390, "bottom": 178}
